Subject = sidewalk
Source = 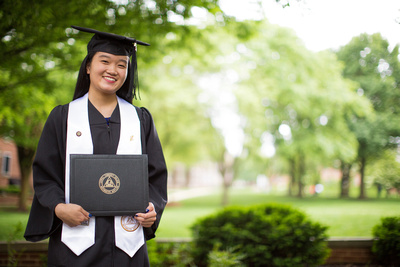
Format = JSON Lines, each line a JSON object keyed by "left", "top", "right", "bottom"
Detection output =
{"left": 168, "top": 187, "right": 217, "bottom": 202}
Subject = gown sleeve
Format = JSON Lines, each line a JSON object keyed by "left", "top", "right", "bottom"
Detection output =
{"left": 139, "top": 107, "right": 168, "bottom": 240}
{"left": 24, "top": 105, "right": 69, "bottom": 241}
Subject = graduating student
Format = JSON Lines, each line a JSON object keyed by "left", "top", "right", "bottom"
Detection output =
{"left": 24, "top": 26, "right": 168, "bottom": 266}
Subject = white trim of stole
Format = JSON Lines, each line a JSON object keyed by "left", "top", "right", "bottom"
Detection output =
{"left": 61, "top": 93, "right": 144, "bottom": 257}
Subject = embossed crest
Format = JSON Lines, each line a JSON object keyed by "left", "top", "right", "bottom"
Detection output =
{"left": 98, "top": 172, "right": 120, "bottom": 194}
{"left": 121, "top": 216, "right": 140, "bottom": 232}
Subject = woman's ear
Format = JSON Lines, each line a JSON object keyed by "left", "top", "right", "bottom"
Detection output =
{"left": 86, "top": 65, "right": 90, "bottom": 74}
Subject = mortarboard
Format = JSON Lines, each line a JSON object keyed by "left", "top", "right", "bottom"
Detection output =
{"left": 71, "top": 26, "right": 150, "bottom": 55}
{"left": 71, "top": 26, "right": 150, "bottom": 101}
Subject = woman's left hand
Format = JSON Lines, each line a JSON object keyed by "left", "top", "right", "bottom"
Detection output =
{"left": 135, "top": 202, "right": 157, "bottom": 228}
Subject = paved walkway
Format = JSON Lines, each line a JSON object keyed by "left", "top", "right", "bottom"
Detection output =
{"left": 168, "top": 187, "right": 217, "bottom": 202}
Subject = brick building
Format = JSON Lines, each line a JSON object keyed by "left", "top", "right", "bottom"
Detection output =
{"left": 0, "top": 137, "right": 21, "bottom": 188}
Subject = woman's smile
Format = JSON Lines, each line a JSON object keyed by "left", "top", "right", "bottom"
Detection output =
{"left": 104, "top": 76, "right": 117, "bottom": 82}
{"left": 87, "top": 52, "right": 129, "bottom": 96}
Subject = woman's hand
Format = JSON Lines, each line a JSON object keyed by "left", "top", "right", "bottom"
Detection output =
{"left": 135, "top": 202, "right": 156, "bottom": 228}
{"left": 55, "top": 203, "right": 91, "bottom": 227}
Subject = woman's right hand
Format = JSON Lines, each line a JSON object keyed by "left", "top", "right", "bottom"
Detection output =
{"left": 55, "top": 203, "right": 91, "bottom": 227}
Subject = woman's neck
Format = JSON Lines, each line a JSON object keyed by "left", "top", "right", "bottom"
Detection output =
{"left": 88, "top": 91, "right": 117, "bottom": 118}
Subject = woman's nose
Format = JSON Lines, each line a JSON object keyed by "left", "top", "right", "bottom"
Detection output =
{"left": 107, "top": 64, "right": 118, "bottom": 75}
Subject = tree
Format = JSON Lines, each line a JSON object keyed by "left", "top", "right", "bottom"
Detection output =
{"left": 0, "top": 0, "right": 223, "bottom": 210}
{"left": 182, "top": 21, "right": 262, "bottom": 205}
{"left": 137, "top": 46, "right": 225, "bottom": 188}
{"left": 234, "top": 21, "right": 371, "bottom": 197}
{"left": 336, "top": 33, "right": 400, "bottom": 199}
{"left": 367, "top": 149, "right": 400, "bottom": 198}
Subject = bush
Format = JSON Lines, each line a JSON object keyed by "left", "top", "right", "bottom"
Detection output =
{"left": 208, "top": 244, "right": 245, "bottom": 267}
{"left": 372, "top": 216, "right": 400, "bottom": 266}
{"left": 147, "top": 240, "right": 246, "bottom": 266}
{"left": 147, "top": 240, "right": 195, "bottom": 266}
{"left": 0, "top": 185, "right": 20, "bottom": 195}
{"left": 191, "top": 203, "right": 330, "bottom": 267}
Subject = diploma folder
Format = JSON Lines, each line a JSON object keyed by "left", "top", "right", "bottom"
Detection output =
{"left": 70, "top": 154, "right": 148, "bottom": 216}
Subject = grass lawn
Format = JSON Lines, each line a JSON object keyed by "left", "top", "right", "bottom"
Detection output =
{"left": 156, "top": 188, "right": 400, "bottom": 239}
{"left": 0, "top": 207, "right": 29, "bottom": 241}
{"left": 1, "top": 187, "right": 399, "bottom": 241}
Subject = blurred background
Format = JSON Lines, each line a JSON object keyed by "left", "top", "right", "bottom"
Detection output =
{"left": 1, "top": 0, "right": 400, "bottom": 240}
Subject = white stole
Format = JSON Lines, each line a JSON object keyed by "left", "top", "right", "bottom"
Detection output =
{"left": 61, "top": 93, "right": 145, "bottom": 257}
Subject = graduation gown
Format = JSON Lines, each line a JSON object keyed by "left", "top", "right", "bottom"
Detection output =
{"left": 24, "top": 101, "right": 168, "bottom": 267}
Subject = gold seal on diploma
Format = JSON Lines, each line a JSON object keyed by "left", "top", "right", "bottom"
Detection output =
{"left": 121, "top": 216, "right": 140, "bottom": 232}
{"left": 99, "top": 172, "right": 120, "bottom": 194}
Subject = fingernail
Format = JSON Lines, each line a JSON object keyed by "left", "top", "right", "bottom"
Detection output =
{"left": 146, "top": 209, "right": 150, "bottom": 213}
{"left": 135, "top": 214, "right": 138, "bottom": 217}
{"left": 89, "top": 214, "right": 92, "bottom": 218}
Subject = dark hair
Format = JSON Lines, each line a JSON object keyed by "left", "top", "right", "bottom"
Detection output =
{"left": 73, "top": 51, "right": 135, "bottom": 103}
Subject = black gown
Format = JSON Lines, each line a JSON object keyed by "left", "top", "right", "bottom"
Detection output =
{"left": 24, "top": 101, "right": 168, "bottom": 267}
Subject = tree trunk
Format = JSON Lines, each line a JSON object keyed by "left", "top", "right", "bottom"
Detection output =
{"left": 288, "top": 158, "right": 296, "bottom": 197}
{"left": 297, "top": 155, "right": 305, "bottom": 198}
{"left": 359, "top": 157, "right": 367, "bottom": 199}
{"left": 171, "top": 165, "right": 179, "bottom": 188}
{"left": 221, "top": 166, "right": 234, "bottom": 206}
{"left": 340, "top": 162, "right": 351, "bottom": 198}
{"left": 219, "top": 152, "right": 235, "bottom": 206}
{"left": 17, "top": 146, "right": 35, "bottom": 212}
{"left": 221, "top": 179, "right": 230, "bottom": 207}
{"left": 184, "top": 167, "right": 191, "bottom": 188}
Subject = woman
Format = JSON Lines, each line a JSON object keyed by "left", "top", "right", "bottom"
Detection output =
{"left": 24, "top": 26, "right": 168, "bottom": 266}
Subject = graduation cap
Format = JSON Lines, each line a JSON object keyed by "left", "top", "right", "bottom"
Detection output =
{"left": 72, "top": 26, "right": 150, "bottom": 102}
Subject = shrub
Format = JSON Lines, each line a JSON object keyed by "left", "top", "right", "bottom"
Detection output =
{"left": 208, "top": 244, "right": 245, "bottom": 267}
{"left": 0, "top": 185, "right": 20, "bottom": 195}
{"left": 147, "top": 240, "right": 247, "bottom": 266}
{"left": 7, "top": 222, "right": 25, "bottom": 267}
{"left": 372, "top": 216, "right": 400, "bottom": 266}
{"left": 191, "top": 203, "right": 330, "bottom": 267}
{"left": 147, "top": 240, "right": 195, "bottom": 266}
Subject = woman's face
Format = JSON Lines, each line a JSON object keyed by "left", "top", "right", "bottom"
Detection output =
{"left": 87, "top": 52, "right": 129, "bottom": 96}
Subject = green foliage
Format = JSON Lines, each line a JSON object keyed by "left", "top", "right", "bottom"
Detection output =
{"left": 368, "top": 149, "right": 400, "bottom": 194}
{"left": 0, "top": 185, "right": 20, "bottom": 195}
{"left": 372, "top": 216, "right": 400, "bottom": 266}
{"left": 208, "top": 244, "right": 245, "bottom": 267}
{"left": 191, "top": 203, "right": 330, "bottom": 266}
{"left": 233, "top": 21, "right": 369, "bottom": 196}
{"left": 147, "top": 240, "right": 195, "bottom": 267}
{"left": 7, "top": 222, "right": 24, "bottom": 267}
{"left": 147, "top": 240, "right": 246, "bottom": 266}
{"left": 137, "top": 53, "right": 224, "bottom": 167}
{"left": 336, "top": 33, "right": 400, "bottom": 198}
